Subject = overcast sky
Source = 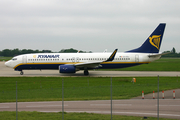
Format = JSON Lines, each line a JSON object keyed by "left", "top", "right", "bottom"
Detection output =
{"left": 0, "top": 0, "right": 180, "bottom": 53}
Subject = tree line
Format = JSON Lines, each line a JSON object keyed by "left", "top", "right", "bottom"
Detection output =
{"left": 0, "top": 48, "right": 90, "bottom": 57}
{"left": 162, "top": 47, "right": 180, "bottom": 58}
{"left": 0, "top": 47, "right": 179, "bottom": 57}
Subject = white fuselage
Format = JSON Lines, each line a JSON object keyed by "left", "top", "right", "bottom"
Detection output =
{"left": 5, "top": 52, "right": 160, "bottom": 71}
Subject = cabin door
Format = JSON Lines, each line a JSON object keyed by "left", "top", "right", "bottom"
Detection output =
{"left": 22, "top": 56, "right": 27, "bottom": 63}
{"left": 135, "top": 55, "right": 139, "bottom": 63}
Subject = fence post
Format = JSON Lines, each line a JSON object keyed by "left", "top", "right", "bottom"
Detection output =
{"left": 16, "top": 81, "right": 18, "bottom": 120}
{"left": 87, "top": 79, "right": 89, "bottom": 100}
{"left": 157, "top": 75, "right": 159, "bottom": 120}
{"left": 111, "top": 77, "right": 112, "bottom": 120}
{"left": 62, "top": 79, "right": 64, "bottom": 120}
{"left": 177, "top": 75, "right": 178, "bottom": 82}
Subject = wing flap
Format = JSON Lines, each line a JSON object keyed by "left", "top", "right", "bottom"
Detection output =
{"left": 75, "top": 61, "right": 102, "bottom": 69}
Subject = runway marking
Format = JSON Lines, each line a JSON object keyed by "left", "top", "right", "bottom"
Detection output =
{"left": 0, "top": 106, "right": 9, "bottom": 108}
{"left": 26, "top": 105, "right": 68, "bottom": 107}
{"left": 157, "top": 105, "right": 180, "bottom": 106}
{"left": 90, "top": 104, "right": 132, "bottom": 106}
{"left": 0, "top": 103, "right": 16, "bottom": 105}
{"left": 0, "top": 101, "right": 63, "bottom": 104}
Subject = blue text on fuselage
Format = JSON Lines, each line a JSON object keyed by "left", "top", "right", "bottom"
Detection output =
{"left": 37, "top": 55, "right": 60, "bottom": 58}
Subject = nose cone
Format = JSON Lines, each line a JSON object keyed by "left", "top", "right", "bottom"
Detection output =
{"left": 5, "top": 61, "right": 12, "bottom": 68}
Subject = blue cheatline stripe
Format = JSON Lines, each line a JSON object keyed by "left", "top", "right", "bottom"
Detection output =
{"left": 14, "top": 62, "right": 148, "bottom": 71}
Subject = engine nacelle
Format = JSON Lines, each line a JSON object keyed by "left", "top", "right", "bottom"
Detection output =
{"left": 59, "top": 65, "right": 76, "bottom": 73}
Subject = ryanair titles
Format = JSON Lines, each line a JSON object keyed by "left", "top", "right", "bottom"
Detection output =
{"left": 37, "top": 55, "right": 60, "bottom": 58}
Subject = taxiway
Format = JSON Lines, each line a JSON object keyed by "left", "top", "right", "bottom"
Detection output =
{"left": 0, "top": 100, "right": 180, "bottom": 119}
{"left": 0, "top": 62, "right": 180, "bottom": 77}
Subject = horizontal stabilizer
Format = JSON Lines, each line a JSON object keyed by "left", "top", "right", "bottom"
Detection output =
{"left": 148, "top": 52, "right": 171, "bottom": 57}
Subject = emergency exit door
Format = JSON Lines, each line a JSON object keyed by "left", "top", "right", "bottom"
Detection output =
{"left": 135, "top": 55, "right": 139, "bottom": 63}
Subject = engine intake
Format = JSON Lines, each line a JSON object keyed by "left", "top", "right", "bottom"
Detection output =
{"left": 59, "top": 65, "right": 76, "bottom": 73}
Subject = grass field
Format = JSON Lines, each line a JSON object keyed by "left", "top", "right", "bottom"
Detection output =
{"left": 0, "top": 77, "right": 179, "bottom": 102}
{"left": 0, "top": 56, "right": 12, "bottom": 61}
{"left": 0, "top": 111, "right": 176, "bottom": 120}
{"left": 0, "top": 77, "right": 179, "bottom": 120}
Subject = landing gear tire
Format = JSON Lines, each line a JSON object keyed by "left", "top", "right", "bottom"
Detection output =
{"left": 84, "top": 70, "right": 89, "bottom": 75}
{"left": 20, "top": 71, "right": 24, "bottom": 75}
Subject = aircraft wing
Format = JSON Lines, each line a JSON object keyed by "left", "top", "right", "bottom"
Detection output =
{"left": 74, "top": 49, "right": 118, "bottom": 69}
{"left": 75, "top": 61, "right": 103, "bottom": 69}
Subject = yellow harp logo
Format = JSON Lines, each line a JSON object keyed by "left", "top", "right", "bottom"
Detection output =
{"left": 149, "top": 35, "right": 161, "bottom": 50}
{"left": 33, "top": 55, "right": 36, "bottom": 58}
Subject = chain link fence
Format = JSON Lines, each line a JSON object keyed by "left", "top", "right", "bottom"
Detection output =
{"left": 0, "top": 76, "right": 180, "bottom": 119}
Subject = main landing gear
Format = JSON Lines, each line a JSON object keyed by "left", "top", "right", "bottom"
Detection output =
{"left": 20, "top": 71, "right": 24, "bottom": 75}
{"left": 84, "top": 70, "right": 89, "bottom": 75}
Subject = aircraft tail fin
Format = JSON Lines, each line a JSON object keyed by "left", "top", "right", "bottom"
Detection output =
{"left": 126, "top": 23, "right": 166, "bottom": 53}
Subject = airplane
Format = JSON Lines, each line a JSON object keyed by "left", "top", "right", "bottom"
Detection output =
{"left": 5, "top": 23, "right": 167, "bottom": 75}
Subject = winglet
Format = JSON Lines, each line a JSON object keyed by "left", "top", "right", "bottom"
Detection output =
{"left": 105, "top": 49, "right": 118, "bottom": 62}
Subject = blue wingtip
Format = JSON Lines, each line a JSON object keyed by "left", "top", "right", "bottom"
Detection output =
{"left": 106, "top": 49, "right": 118, "bottom": 62}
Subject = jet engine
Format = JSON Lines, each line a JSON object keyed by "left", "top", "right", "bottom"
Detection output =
{"left": 59, "top": 65, "right": 76, "bottom": 73}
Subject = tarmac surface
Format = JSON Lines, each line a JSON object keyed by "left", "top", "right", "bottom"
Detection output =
{"left": 0, "top": 100, "right": 180, "bottom": 119}
{"left": 0, "top": 62, "right": 180, "bottom": 77}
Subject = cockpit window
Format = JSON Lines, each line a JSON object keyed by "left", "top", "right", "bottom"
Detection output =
{"left": 12, "top": 58, "right": 17, "bottom": 61}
